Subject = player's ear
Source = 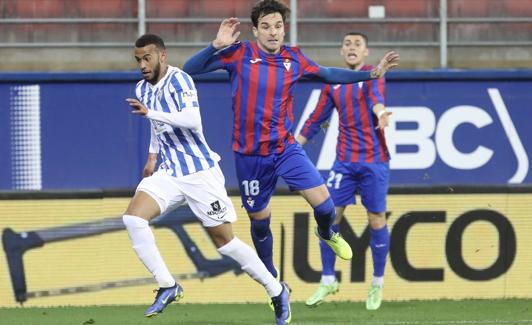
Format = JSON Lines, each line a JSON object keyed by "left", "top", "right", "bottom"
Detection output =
{"left": 160, "top": 49, "right": 167, "bottom": 62}
{"left": 252, "top": 26, "right": 258, "bottom": 38}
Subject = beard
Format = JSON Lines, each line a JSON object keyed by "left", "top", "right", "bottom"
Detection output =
{"left": 147, "top": 61, "right": 161, "bottom": 83}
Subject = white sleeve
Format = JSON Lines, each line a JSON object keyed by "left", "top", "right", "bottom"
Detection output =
{"left": 145, "top": 108, "right": 201, "bottom": 130}
{"left": 148, "top": 123, "right": 160, "bottom": 154}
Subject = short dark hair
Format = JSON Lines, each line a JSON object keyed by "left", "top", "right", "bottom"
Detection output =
{"left": 344, "top": 32, "right": 369, "bottom": 45}
{"left": 251, "top": 0, "right": 290, "bottom": 27}
{"left": 135, "top": 34, "right": 166, "bottom": 50}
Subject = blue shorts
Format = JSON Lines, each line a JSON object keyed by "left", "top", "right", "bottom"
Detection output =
{"left": 235, "top": 143, "right": 324, "bottom": 212}
{"left": 327, "top": 160, "right": 390, "bottom": 214}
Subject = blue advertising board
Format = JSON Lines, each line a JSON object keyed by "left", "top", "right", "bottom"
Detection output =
{"left": 0, "top": 70, "right": 531, "bottom": 190}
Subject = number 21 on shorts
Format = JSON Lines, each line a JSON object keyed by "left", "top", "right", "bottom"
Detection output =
{"left": 242, "top": 179, "right": 260, "bottom": 196}
{"left": 326, "top": 171, "right": 343, "bottom": 189}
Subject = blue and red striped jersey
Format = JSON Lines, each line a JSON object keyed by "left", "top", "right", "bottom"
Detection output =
{"left": 301, "top": 65, "right": 390, "bottom": 163}
{"left": 214, "top": 41, "right": 321, "bottom": 155}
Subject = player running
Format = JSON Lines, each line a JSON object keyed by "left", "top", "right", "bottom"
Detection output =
{"left": 297, "top": 32, "right": 391, "bottom": 310}
{"left": 183, "top": 0, "right": 398, "bottom": 308}
{"left": 123, "top": 33, "right": 290, "bottom": 324}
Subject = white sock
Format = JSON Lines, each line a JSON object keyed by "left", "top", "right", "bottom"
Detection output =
{"left": 321, "top": 275, "right": 337, "bottom": 285}
{"left": 372, "top": 276, "right": 384, "bottom": 287}
{"left": 122, "top": 215, "right": 175, "bottom": 288}
{"left": 217, "top": 237, "right": 282, "bottom": 297}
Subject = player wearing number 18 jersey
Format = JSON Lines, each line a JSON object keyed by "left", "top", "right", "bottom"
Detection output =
{"left": 183, "top": 1, "right": 399, "bottom": 314}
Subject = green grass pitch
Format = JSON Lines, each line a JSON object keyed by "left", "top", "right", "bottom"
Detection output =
{"left": 1, "top": 299, "right": 531, "bottom": 325}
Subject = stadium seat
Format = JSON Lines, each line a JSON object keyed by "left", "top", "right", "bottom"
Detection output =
{"left": 1, "top": 0, "right": 16, "bottom": 18}
{"left": 147, "top": 0, "right": 188, "bottom": 18}
{"left": 386, "top": 0, "right": 439, "bottom": 18}
{"left": 505, "top": 0, "right": 532, "bottom": 17}
{"left": 11, "top": 0, "right": 65, "bottom": 18}
{"left": 76, "top": 0, "right": 136, "bottom": 18}
{"left": 449, "top": 0, "right": 489, "bottom": 17}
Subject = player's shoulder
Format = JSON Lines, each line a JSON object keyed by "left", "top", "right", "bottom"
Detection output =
{"left": 281, "top": 44, "right": 300, "bottom": 55}
{"left": 167, "top": 65, "right": 196, "bottom": 91}
{"left": 218, "top": 41, "right": 245, "bottom": 55}
{"left": 135, "top": 79, "right": 147, "bottom": 97}
{"left": 135, "top": 79, "right": 146, "bottom": 88}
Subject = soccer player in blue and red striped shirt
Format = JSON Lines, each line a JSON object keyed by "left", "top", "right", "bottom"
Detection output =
{"left": 297, "top": 32, "right": 391, "bottom": 311}
{"left": 184, "top": 1, "right": 398, "bottom": 311}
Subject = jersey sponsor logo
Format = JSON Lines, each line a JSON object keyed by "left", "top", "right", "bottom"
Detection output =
{"left": 250, "top": 58, "right": 262, "bottom": 64}
{"left": 181, "top": 90, "right": 198, "bottom": 108}
{"left": 207, "top": 200, "right": 227, "bottom": 218}
{"left": 181, "top": 90, "right": 196, "bottom": 98}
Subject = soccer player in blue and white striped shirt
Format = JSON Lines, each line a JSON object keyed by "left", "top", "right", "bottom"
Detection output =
{"left": 122, "top": 34, "right": 290, "bottom": 324}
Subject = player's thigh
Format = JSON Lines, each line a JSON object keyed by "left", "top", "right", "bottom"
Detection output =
{"left": 132, "top": 170, "right": 186, "bottom": 219}
{"left": 276, "top": 143, "right": 323, "bottom": 192}
{"left": 125, "top": 191, "right": 161, "bottom": 220}
{"left": 179, "top": 165, "right": 238, "bottom": 227}
{"left": 325, "top": 160, "right": 358, "bottom": 208}
{"left": 234, "top": 153, "right": 277, "bottom": 213}
{"left": 358, "top": 162, "right": 390, "bottom": 214}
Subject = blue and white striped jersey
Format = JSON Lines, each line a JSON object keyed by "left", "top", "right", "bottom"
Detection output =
{"left": 135, "top": 65, "right": 220, "bottom": 177}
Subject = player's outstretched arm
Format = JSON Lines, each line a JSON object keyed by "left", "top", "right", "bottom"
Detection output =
{"left": 315, "top": 51, "right": 399, "bottom": 84}
{"left": 370, "top": 51, "right": 400, "bottom": 79}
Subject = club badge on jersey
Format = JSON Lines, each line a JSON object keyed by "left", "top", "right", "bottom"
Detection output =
{"left": 283, "top": 58, "right": 291, "bottom": 71}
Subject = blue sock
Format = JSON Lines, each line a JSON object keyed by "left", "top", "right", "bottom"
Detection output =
{"left": 313, "top": 198, "right": 336, "bottom": 240}
{"left": 320, "top": 223, "right": 339, "bottom": 276}
{"left": 250, "top": 217, "right": 277, "bottom": 278}
{"left": 370, "top": 225, "right": 390, "bottom": 277}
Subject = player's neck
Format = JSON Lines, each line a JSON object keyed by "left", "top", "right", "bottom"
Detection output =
{"left": 256, "top": 41, "right": 281, "bottom": 55}
{"left": 348, "top": 62, "right": 365, "bottom": 71}
{"left": 152, "top": 64, "right": 169, "bottom": 85}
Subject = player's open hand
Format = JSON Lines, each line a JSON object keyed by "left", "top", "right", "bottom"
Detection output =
{"left": 126, "top": 98, "right": 148, "bottom": 116}
{"left": 213, "top": 17, "right": 241, "bottom": 50}
{"left": 376, "top": 111, "right": 392, "bottom": 130}
{"left": 370, "top": 51, "right": 400, "bottom": 79}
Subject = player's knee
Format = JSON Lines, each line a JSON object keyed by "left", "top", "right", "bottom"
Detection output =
{"left": 250, "top": 216, "right": 271, "bottom": 237}
{"left": 122, "top": 214, "right": 149, "bottom": 228}
{"left": 368, "top": 212, "right": 386, "bottom": 229}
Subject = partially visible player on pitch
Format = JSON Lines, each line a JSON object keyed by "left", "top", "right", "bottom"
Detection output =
{"left": 183, "top": 1, "right": 398, "bottom": 309}
{"left": 297, "top": 32, "right": 391, "bottom": 310}
{"left": 122, "top": 33, "right": 291, "bottom": 324}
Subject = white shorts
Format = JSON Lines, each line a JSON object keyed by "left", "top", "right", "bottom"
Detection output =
{"left": 136, "top": 164, "right": 237, "bottom": 227}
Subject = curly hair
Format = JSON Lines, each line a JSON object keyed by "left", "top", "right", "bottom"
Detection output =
{"left": 251, "top": 0, "right": 290, "bottom": 27}
{"left": 135, "top": 34, "right": 166, "bottom": 50}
